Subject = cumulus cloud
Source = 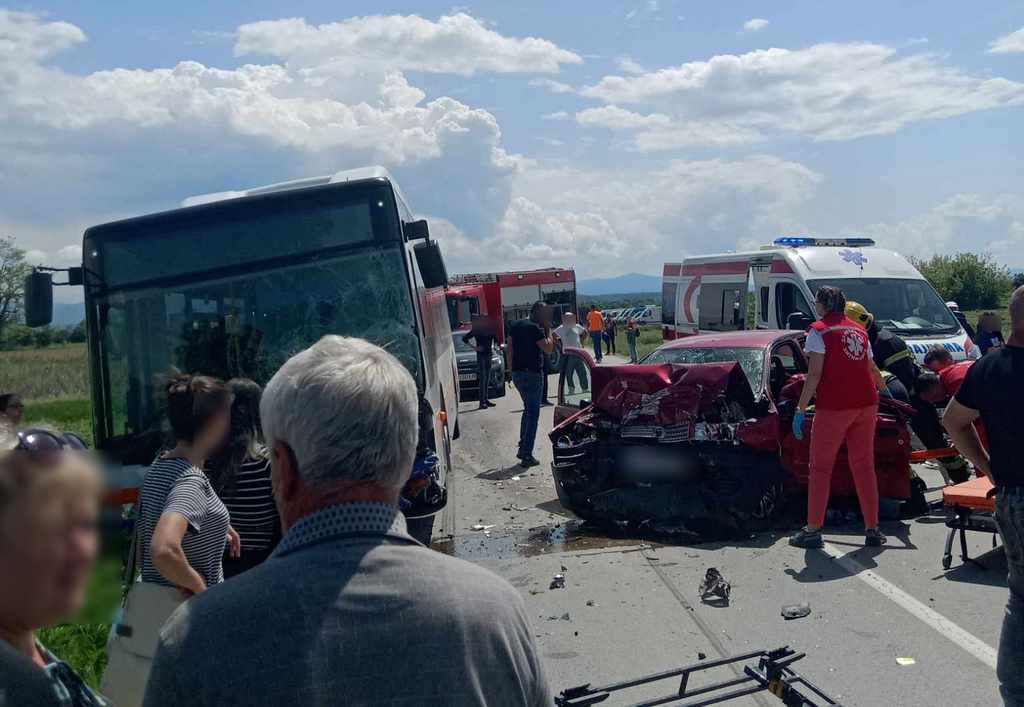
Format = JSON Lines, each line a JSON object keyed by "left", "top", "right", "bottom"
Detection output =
{"left": 742, "top": 18, "right": 769, "bottom": 32}
{"left": 579, "top": 42, "right": 1024, "bottom": 150}
{"left": 529, "top": 77, "right": 574, "bottom": 94}
{"left": 541, "top": 111, "right": 571, "bottom": 120}
{"left": 862, "top": 193, "right": 1024, "bottom": 268}
{"left": 989, "top": 27, "right": 1024, "bottom": 54}
{"left": 0, "top": 10, "right": 585, "bottom": 240}
{"left": 234, "top": 13, "right": 582, "bottom": 75}
{"left": 616, "top": 56, "right": 645, "bottom": 74}
{"left": 446, "top": 156, "right": 822, "bottom": 276}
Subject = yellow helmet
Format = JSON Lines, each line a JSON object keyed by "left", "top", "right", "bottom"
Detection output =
{"left": 845, "top": 301, "right": 873, "bottom": 329}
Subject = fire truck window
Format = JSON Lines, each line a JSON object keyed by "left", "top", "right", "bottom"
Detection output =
{"left": 775, "top": 282, "right": 812, "bottom": 327}
{"left": 661, "top": 282, "right": 677, "bottom": 325}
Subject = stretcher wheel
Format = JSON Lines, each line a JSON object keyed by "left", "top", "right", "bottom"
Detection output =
{"left": 942, "top": 555, "right": 952, "bottom": 570}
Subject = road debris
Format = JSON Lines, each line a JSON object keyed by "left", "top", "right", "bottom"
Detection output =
{"left": 586, "top": 600, "right": 597, "bottom": 607}
{"left": 697, "top": 652, "right": 707, "bottom": 660}
{"left": 896, "top": 657, "right": 916, "bottom": 666}
{"left": 546, "top": 612, "right": 571, "bottom": 621}
{"left": 698, "top": 568, "right": 731, "bottom": 604}
{"left": 470, "top": 524, "right": 495, "bottom": 531}
{"left": 550, "top": 573, "right": 566, "bottom": 590}
{"left": 781, "top": 603, "right": 811, "bottom": 620}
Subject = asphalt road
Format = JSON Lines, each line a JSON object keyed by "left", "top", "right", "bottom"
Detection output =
{"left": 431, "top": 361, "right": 1008, "bottom": 706}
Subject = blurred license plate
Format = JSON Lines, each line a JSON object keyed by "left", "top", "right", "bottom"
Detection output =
{"left": 459, "top": 373, "right": 477, "bottom": 382}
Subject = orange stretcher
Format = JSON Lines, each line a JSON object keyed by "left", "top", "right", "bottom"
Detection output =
{"left": 942, "top": 476, "right": 1000, "bottom": 570}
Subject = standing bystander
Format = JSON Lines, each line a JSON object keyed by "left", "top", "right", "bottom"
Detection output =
{"left": 943, "top": 286, "right": 1024, "bottom": 706}
{"left": 586, "top": 305, "right": 604, "bottom": 362}
{"left": 553, "top": 313, "right": 589, "bottom": 393}
{"left": 463, "top": 314, "right": 497, "bottom": 410}
{"left": 507, "top": 303, "right": 554, "bottom": 468}
{"left": 626, "top": 320, "right": 640, "bottom": 363}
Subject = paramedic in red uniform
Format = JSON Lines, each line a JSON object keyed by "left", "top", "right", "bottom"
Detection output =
{"left": 790, "top": 286, "right": 888, "bottom": 549}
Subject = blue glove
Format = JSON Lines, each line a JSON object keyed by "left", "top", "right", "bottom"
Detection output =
{"left": 792, "top": 409, "right": 806, "bottom": 441}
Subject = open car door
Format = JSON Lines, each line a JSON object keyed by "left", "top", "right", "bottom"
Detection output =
{"left": 554, "top": 347, "right": 597, "bottom": 427}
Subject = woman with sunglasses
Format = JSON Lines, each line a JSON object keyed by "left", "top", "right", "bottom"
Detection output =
{"left": 101, "top": 374, "right": 237, "bottom": 706}
{"left": 0, "top": 432, "right": 110, "bottom": 706}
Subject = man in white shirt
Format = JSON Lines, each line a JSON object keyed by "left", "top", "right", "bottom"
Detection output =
{"left": 553, "top": 313, "right": 589, "bottom": 393}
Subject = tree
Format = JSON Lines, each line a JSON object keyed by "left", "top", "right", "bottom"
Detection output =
{"left": 0, "top": 235, "right": 32, "bottom": 339}
{"left": 1014, "top": 271, "right": 1024, "bottom": 290}
{"left": 32, "top": 326, "right": 53, "bottom": 348}
{"left": 68, "top": 320, "right": 87, "bottom": 343}
{"left": 910, "top": 253, "right": 1012, "bottom": 310}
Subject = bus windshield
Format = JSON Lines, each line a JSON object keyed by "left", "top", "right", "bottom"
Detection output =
{"left": 86, "top": 185, "right": 420, "bottom": 454}
{"left": 807, "top": 278, "right": 960, "bottom": 336}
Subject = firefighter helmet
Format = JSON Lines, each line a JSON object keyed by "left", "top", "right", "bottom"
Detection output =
{"left": 845, "top": 301, "right": 874, "bottom": 330}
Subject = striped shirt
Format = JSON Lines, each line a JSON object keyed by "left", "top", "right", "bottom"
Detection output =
{"left": 220, "top": 453, "right": 279, "bottom": 552}
{"left": 139, "top": 456, "right": 229, "bottom": 588}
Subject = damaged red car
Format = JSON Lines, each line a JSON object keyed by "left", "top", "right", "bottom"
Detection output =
{"left": 550, "top": 331, "right": 915, "bottom": 536}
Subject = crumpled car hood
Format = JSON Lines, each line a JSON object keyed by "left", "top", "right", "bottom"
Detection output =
{"left": 555, "top": 362, "right": 757, "bottom": 437}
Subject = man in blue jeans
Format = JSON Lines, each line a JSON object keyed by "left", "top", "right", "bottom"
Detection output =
{"left": 944, "top": 285, "right": 1024, "bottom": 706}
{"left": 507, "top": 302, "right": 554, "bottom": 468}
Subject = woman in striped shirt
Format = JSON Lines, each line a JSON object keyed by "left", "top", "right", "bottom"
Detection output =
{"left": 207, "top": 378, "right": 281, "bottom": 578}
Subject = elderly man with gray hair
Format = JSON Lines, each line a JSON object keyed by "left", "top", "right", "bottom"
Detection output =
{"left": 143, "top": 336, "right": 550, "bottom": 707}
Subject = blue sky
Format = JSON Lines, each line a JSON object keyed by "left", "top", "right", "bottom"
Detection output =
{"left": 4, "top": 2, "right": 1024, "bottom": 299}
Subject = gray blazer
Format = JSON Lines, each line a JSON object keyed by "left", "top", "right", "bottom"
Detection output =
{"left": 143, "top": 516, "right": 550, "bottom": 707}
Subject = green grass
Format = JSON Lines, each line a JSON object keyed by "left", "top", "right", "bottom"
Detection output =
{"left": 0, "top": 343, "right": 90, "bottom": 400}
{"left": 611, "top": 325, "right": 664, "bottom": 361}
{"left": 38, "top": 536, "right": 127, "bottom": 688}
{"left": 23, "top": 397, "right": 94, "bottom": 446}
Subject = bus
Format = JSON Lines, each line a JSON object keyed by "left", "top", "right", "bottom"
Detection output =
{"left": 26, "top": 166, "right": 457, "bottom": 538}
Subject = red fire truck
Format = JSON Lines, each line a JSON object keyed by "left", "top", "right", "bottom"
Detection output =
{"left": 447, "top": 267, "right": 577, "bottom": 369}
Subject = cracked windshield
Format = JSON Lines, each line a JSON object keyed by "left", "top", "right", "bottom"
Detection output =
{"left": 2, "top": 4, "right": 1023, "bottom": 707}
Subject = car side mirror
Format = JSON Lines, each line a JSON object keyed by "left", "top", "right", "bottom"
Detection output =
{"left": 24, "top": 271, "right": 54, "bottom": 327}
{"left": 414, "top": 240, "right": 448, "bottom": 289}
{"left": 786, "top": 312, "right": 813, "bottom": 331}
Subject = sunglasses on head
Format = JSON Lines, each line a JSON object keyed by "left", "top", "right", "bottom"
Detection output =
{"left": 15, "top": 428, "right": 88, "bottom": 454}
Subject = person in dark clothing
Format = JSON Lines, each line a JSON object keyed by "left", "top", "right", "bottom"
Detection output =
{"left": 463, "top": 314, "right": 497, "bottom": 410}
{"left": 605, "top": 318, "right": 617, "bottom": 355}
{"left": 507, "top": 303, "right": 554, "bottom": 468}
{"left": 977, "top": 312, "right": 1006, "bottom": 355}
{"left": 206, "top": 378, "right": 281, "bottom": 579}
{"left": 944, "top": 285, "right": 1024, "bottom": 705}
{"left": 846, "top": 301, "right": 968, "bottom": 484}
{"left": 946, "top": 302, "right": 976, "bottom": 341}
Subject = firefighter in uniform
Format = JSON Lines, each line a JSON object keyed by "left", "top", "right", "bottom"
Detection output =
{"left": 845, "top": 302, "right": 969, "bottom": 484}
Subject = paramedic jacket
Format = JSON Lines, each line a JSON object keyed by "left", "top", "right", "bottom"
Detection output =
{"left": 870, "top": 326, "right": 919, "bottom": 391}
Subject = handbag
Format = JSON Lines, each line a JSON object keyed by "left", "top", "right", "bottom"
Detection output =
{"left": 100, "top": 504, "right": 184, "bottom": 706}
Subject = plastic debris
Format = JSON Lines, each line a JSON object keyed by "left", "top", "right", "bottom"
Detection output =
{"left": 781, "top": 603, "right": 811, "bottom": 620}
{"left": 471, "top": 524, "right": 495, "bottom": 531}
{"left": 550, "top": 573, "right": 566, "bottom": 590}
{"left": 698, "top": 568, "right": 731, "bottom": 604}
{"left": 586, "top": 600, "right": 596, "bottom": 607}
{"left": 896, "top": 657, "right": 916, "bottom": 666}
{"left": 698, "top": 652, "right": 707, "bottom": 660}
{"left": 510, "top": 475, "right": 521, "bottom": 482}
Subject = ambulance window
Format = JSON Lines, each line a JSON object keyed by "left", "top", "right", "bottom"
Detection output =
{"left": 662, "top": 282, "right": 677, "bottom": 325}
{"left": 699, "top": 284, "right": 743, "bottom": 331}
{"left": 759, "top": 287, "right": 770, "bottom": 324}
{"left": 776, "top": 282, "right": 812, "bottom": 327}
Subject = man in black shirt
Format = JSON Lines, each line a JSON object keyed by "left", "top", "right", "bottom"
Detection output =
{"left": 944, "top": 285, "right": 1024, "bottom": 705}
{"left": 463, "top": 314, "right": 497, "bottom": 410}
{"left": 506, "top": 302, "right": 554, "bottom": 468}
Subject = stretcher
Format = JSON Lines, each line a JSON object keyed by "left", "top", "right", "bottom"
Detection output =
{"left": 941, "top": 475, "right": 999, "bottom": 570}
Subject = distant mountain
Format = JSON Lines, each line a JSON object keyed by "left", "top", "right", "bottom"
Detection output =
{"left": 53, "top": 302, "right": 86, "bottom": 327}
{"left": 577, "top": 273, "right": 661, "bottom": 296}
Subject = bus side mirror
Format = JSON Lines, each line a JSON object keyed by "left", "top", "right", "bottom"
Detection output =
{"left": 404, "top": 219, "right": 430, "bottom": 241}
{"left": 24, "top": 271, "right": 54, "bottom": 328}
{"left": 786, "top": 312, "right": 813, "bottom": 331}
{"left": 414, "top": 241, "right": 449, "bottom": 289}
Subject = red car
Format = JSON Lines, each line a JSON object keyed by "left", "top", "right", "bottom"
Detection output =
{"left": 550, "top": 330, "right": 915, "bottom": 535}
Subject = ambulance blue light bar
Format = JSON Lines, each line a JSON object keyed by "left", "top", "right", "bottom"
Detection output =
{"left": 773, "top": 236, "right": 876, "bottom": 248}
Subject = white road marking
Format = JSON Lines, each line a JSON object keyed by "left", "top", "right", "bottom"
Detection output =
{"left": 821, "top": 541, "right": 998, "bottom": 670}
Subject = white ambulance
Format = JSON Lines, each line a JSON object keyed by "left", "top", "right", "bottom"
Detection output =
{"left": 661, "top": 237, "right": 979, "bottom": 362}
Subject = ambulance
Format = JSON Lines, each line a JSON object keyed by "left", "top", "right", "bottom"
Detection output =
{"left": 661, "top": 237, "right": 979, "bottom": 362}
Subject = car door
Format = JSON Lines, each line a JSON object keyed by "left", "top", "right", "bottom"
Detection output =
{"left": 554, "top": 348, "right": 596, "bottom": 426}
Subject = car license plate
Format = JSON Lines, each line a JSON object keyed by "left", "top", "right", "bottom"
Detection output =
{"left": 459, "top": 373, "right": 477, "bottom": 382}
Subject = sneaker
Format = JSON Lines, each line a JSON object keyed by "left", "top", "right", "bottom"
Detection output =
{"left": 789, "top": 527, "right": 824, "bottom": 549}
{"left": 478, "top": 404, "right": 488, "bottom": 410}
{"left": 519, "top": 456, "right": 541, "bottom": 468}
{"left": 484, "top": 401, "right": 496, "bottom": 408}
{"left": 865, "top": 528, "right": 887, "bottom": 547}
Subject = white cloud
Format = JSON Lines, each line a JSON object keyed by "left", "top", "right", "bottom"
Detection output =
{"left": 907, "top": 37, "right": 929, "bottom": 46}
{"left": 541, "top": 111, "right": 571, "bottom": 120}
{"left": 529, "top": 77, "right": 574, "bottom": 94}
{"left": 24, "top": 250, "right": 48, "bottom": 265}
{"left": 862, "top": 193, "right": 1024, "bottom": 268}
{"left": 989, "top": 27, "right": 1024, "bottom": 54}
{"left": 579, "top": 42, "right": 1024, "bottom": 149}
{"left": 234, "top": 13, "right": 582, "bottom": 75}
{"left": 446, "top": 156, "right": 822, "bottom": 276}
{"left": 743, "top": 18, "right": 769, "bottom": 33}
{"left": 575, "top": 105, "right": 672, "bottom": 130}
{"left": 616, "top": 56, "right": 645, "bottom": 74}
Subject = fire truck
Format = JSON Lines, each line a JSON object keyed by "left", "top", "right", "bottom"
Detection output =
{"left": 447, "top": 267, "right": 577, "bottom": 370}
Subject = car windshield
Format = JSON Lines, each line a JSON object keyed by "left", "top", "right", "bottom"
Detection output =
{"left": 641, "top": 346, "right": 764, "bottom": 396}
{"left": 452, "top": 330, "right": 476, "bottom": 352}
{"left": 808, "top": 278, "right": 960, "bottom": 336}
